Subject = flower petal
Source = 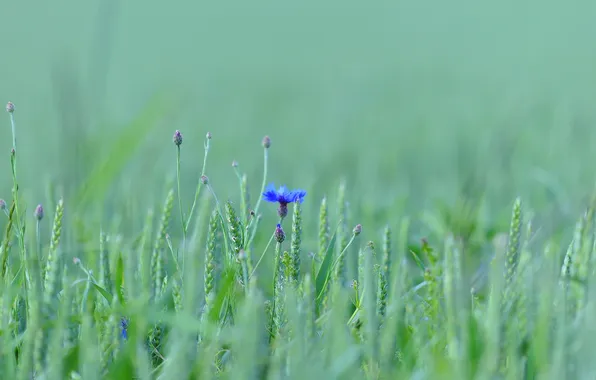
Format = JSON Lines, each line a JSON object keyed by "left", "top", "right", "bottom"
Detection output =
{"left": 292, "top": 189, "right": 307, "bottom": 203}
{"left": 262, "top": 183, "right": 280, "bottom": 203}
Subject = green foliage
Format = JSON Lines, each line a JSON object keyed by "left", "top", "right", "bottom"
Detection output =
{"left": 5, "top": 85, "right": 596, "bottom": 380}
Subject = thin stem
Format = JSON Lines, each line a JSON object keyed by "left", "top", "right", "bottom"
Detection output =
{"left": 176, "top": 146, "right": 186, "bottom": 267}
{"left": 240, "top": 257, "right": 249, "bottom": 294}
{"left": 186, "top": 137, "right": 211, "bottom": 231}
{"left": 10, "top": 113, "right": 16, "bottom": 152}
{"left": 233, "top": 165, "right": 242, "bottom": 182}
{"left": 166, "top": 233, "right": 182, "bottom": 276}
{"left": 8, "top": 113, "right": 26, "bottom": 277}
{"left": 245, "top": 215, "right": 261, "bottom": 250}
{"left": 245, "top": 148, "right": 268, "bottom": 245}
{"left": 36, "top": 220, "right": 41, "bottom": 263}
{"left": 250, "top": 231, "right": 276, "bottom": 279}
{"left": 317, "top": 233, "right": 358, "bottom": 301}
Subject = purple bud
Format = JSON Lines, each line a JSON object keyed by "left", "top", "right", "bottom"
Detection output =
{"left": 262, "top": 135, "right": 271, "bottom": 149}
{"left": 73, "top": 257, "right": 81, "bottom": 265}
{"left": 0, "top": 199, "right": 6, "bottom": 211}
{"left": 206, "top": 132, "right": 212, "bottom": 140}
{"left": 353, "top": 224, "right": 362, "bottom": 236}
{"left": 274, "top": 223, "right": 285, "bottom": 243}
{"left": 232, "top": 160, "right": 238, "bottom": 168}
{"left": 201, "top": 175, "right": 209, "bottom": 185}
{"left": 34, "top": 204, "right": 44, "bottom": 221}
{"left": 173, "top": 130, "right": 183, "bottom": 146}
{"left": 6, "top": 102, "right": 14, "bottom": 113}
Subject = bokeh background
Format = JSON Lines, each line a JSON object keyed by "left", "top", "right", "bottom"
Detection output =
{"left": 2, "top": 0, "right": 596, "bottom": 256}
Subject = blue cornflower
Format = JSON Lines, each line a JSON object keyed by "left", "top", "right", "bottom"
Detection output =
{"left": 120, "top": 317, "right": 129, "bottom": 340}
{"left": 262, "top": 184, "right": 306, "bottom": 218}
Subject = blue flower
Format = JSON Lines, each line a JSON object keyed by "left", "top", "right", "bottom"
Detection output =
{"left": 120, "top": 317, "right": 129, "bottom": 340}
{"left": 263, "top": 184, "right": 306, "bottom": 204}
{"left": 262, "top": 184, "right": 306, "bottom": 218}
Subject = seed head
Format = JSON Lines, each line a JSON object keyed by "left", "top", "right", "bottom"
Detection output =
{"left": 262, "top": 135, "right": 271, "bottom": 149}
{"left": 173, "top": 130, "right": 183, "bottom": 146}
{"left": 206, "top": 132, "right": 212, "bottom": 140}
{"left": 201, "top": 175, "right": 209, "bottom": 185}
{"left": 6, "top": 102, "right": 14, "bottom": 113}
{"left": 232, "top": 160, "right": 238, "bottom": 168}
{"left": 34, "top": 204, "right": 44, "bottom": 221}
{"left": 275, "top": 223, "right": 285, "bottom": 243}
{"left": 353, "top": 224, "right": 362, "bottom": 236}
{"left": 0, "top": 199, "right": 5, "bottom": 211}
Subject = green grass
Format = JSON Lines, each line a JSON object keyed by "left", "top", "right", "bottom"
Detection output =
{"left": 4, "top": 3, "right": 596, "bottom": 378}
{"left": 2, "top": 100, "right": 596, "bottom": 379}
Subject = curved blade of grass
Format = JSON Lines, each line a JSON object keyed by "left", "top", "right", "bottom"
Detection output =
{"left": 90, "top": 282, "right": 113, "bottom": 305}
{"left": 73, "top": 91, "right": 177, "bottom": 210}
{"left": 315, "top": 221, "right": 342, "bottom": 299}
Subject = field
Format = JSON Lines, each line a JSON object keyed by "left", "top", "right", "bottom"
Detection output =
{"left": 3, "top": 1, "right": 596, "bottom": 379}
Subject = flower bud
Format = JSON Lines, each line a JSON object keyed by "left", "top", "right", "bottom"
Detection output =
{"left": 274, "top": 223, "right": 285, "bottom": 243}
{"left": 173, "top": 130, "right": 183, "bottom": 146}
{"left": 262, "top": 135, "right": 271, "bottom": 149}
{"left": 34, "top": 204, "right": 44, "bottom": 221}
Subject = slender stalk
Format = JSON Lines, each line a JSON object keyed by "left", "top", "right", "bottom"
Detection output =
{"left": 250, "top": 231, "right": 276, "bottom": 279}
{"left": 245, "top": 146, "right": 269, "bottom": 248}
{"left": 7, "top": 109, "right": 26, "bottom": 284}
{"left": 252, "top": 147, "right": 269, "bottom": 220}
{"left": 176, "top": 145, "right": 185, "bottom": 246}
{"left": 36, "top": 219, "right": 41, "bottom": 263}
{"left": 317, "top": 232, "right": 358, "bottom": 301}
{"left": 185, "top": 133, "right": 211, "bottom": 231}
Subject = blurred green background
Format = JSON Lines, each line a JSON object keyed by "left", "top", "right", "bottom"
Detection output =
{"left": 2, "top": 0, "right": 596, "bottom": 252}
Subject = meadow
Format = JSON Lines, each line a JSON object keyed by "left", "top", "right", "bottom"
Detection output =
{"left": 3, "top": 1, "right": 596, "bottom": 379}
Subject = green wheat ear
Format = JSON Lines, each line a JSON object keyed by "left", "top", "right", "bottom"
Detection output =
{"left": 503, "top": 197, "right": 522, "bottom": 301}
{"left": 204, "top": 209, "right": 220, "bottom": 311}
{"left": 318, "top": 196, "right": 329, "bottom": 265}
{"left": 335, "top": 181, "right": 348, "bottom": 284}
{"left": 43, "top": 199, "right": 64, "bottom": 291}
{"left": 377, "top": 225, "right": 391, "bottom": 321}
{"left": 99, "top": 230, "right": 112, "bottom": 297}
{"left": 138, "top": 208, "right": 154, "bottom": 300}
{"left": 225, "top": 200, "right": 244, "bottom": 284}
{"left": 290, "top": 201, "right": 302, "bottom": 284}
{"left": 151, "top": 189, "right": 174, "bottom": 301}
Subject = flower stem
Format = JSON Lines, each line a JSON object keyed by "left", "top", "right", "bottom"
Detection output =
{"left": 176, "top": 146, "right": 186, "bottom": 266}
{"left": 245, "top": 147, "right": 268, "bottom": 247}
{"left": 8, "top": 112, "right": 26, "bottom": 281}
{"left": 185, "top": 135, "right": 211, "bottom": 232}
{"left": 317, "top": 233, "right": 358, "bottom": 301}
{"left": 250, "top": 231, "right": 275, "bottom": 279}
{"left": 36, "top": 220, "right": 41, "bottom": 263}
